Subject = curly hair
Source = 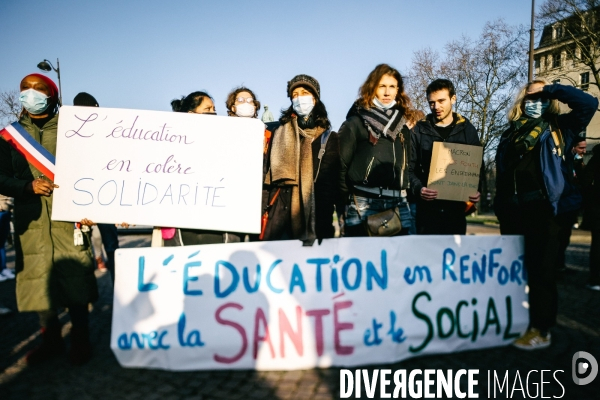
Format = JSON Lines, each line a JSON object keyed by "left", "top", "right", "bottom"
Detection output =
{"left": 357, "top": 64, "right": 418, "bottom": 125}
{"left": 225, "top": 86, "right": 261, "bottom": 117}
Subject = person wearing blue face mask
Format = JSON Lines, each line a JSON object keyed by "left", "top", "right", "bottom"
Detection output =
{"left": 338, "top": 64, "right": 419, "bottom": 237}
{"left": 495, "top": 79, "right": 598, "bottom": 350}
{"left": 0, "top": 74, "right": 98, "bottom": 365}
{"left": 259, "top": 74, "right": 341, "bottom": 245}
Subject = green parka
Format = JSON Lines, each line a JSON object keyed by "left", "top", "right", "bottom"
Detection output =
{"left": 0, "top": 113, "right": 98, "bottom": 311}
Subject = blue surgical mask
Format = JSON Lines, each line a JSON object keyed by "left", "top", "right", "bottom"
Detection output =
{"left": 292, "top": 95, "right": 315, "bottom": 117}
{"left": 373, "top": 97, "right": 396, "bottom": 111}
{"left": 20, "top": 89, "right": 49, "bottom": 115}
{"left": 523, "top": 99, "right": 549, "bottom": 119}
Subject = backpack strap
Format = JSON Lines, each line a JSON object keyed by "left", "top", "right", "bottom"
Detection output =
{"left": 314, "top": 129, "right": 331, "bottom": 183}
{"left": 550, "top": 117, "right": 565, "bottom": 158}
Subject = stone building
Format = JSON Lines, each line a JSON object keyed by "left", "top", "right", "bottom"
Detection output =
{"left": 533, "top": 11, "right": 600, "bottom": 152}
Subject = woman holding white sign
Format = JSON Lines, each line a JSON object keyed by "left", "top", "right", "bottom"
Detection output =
{"left": 0, "top": 74, "right": 97, "bottom": 365}
{"left": 338, "top": 64, "right": 417, "bottom": 237}
{"left": 162, "top": 91, "right": 242, "bottom": 246}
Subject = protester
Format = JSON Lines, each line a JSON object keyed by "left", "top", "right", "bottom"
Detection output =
{"left": 0, "top": 74, "right": 97, "bottom": 365}
{"left": 581, "top": 143, "right": 600, "bottom": 291}
{"left": 555, "top": 137, "right": 587, "bottom": 273}
{"left": 494, "top": 80, "right": 598, "bottom": 349}
{"left": 260, "top": 74, "right": 340, "bottom": 244}
{"left": 163, "top": 90, "right": 240, "bottom": 245}
{"left": 73, "top": 92, "right": 120, "bottom": 285}
{"left": 409, "top": 79, "right": 482, "bottom": 235}
{"left": 225, "top": 87, "right": 260, "bottom": 118}
{"left": 171, "top": 91, "right": 216, "bottom": 115}
{"left": 0, "top": 194, "right": 15, "bottom": 281}
{"left": 338, "top": 64, "right": 416, "bottom": 237}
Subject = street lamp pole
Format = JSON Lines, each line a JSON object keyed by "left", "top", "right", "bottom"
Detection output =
{"left": 37, "top": 58, "right": 62, "bottom": 106}
{"left": 528, "top": 0, "right": 536, "bottom": 82}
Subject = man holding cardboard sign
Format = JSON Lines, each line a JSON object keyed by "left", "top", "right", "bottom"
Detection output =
{"left": 409, "top": 79, "right": 483, "bottom": 234}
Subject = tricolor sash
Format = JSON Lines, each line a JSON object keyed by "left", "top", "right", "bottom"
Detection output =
{"left": 0, "top": 122, "right": 56, "bottom": 181}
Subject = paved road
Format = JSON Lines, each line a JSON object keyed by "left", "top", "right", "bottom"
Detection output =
{"left": 1, "top": 226, "right": 598, "bottom": 399}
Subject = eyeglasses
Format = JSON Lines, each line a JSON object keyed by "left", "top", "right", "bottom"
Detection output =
{"left": 236, "top": 97, "right": 254, "bottom": 104}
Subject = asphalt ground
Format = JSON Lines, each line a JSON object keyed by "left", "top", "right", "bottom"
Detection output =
{"left": 0, "top": 225, "right": 598, "bottom": 399}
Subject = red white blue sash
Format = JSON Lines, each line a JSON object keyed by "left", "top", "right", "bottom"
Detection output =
{"left": 0, "top": 122, "right": 56, "bottom": 181}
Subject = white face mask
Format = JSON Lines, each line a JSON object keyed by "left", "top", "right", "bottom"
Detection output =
{"left": 523, "top": 99, "right": 550, "bottom": 119}
{"left": 373, "top": 97, "right": 396, "bottom": 111}
{"left": 292, "top": 95, "right": 315, "bottom": 117}
{"left": 234, "top": 103, "right": 255, "bottom": 118}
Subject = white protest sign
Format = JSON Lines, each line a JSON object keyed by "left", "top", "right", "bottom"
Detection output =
{"left": 51, "top": 106, "right": 264, "bottom": 233}
{"left": 427, "top": 142, "right": 483, "bottom": 201}
{"left": 111, "top": 235, "right": 527, "bottom": 371}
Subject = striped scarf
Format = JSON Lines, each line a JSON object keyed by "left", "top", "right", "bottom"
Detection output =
{"left": 511, "top": 116, "right": 550, "bottom": 155}
{"left": 355, "top": 105, "right": 406, "bottom": 145}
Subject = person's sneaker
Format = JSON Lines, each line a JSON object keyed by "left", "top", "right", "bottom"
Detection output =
{"left": 0, "top": 269, "right": 15, "bottom": 279}
{"left": 586, "top": 283, "right": 600, "bottom": 292}
{"left": 513, "top": 328, "right": 551, "bottom": 350}
{"left": 0, "top": 274, "right": 7, "bottom": 283}
{"left": 0, "top": 306, "right": 11, "bottom": 315}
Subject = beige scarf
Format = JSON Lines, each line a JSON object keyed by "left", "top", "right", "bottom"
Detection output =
{"left": 266, "top": 117, "right": 324, "bottom": 245}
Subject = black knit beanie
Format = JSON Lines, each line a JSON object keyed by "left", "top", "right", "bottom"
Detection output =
{"left": 287, "top": 74, "right": 320, "bottom": 99}
{"left": 73, "top": 92, "right": 99, "bottom": 107}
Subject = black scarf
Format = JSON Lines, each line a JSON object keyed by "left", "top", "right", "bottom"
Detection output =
{"left": 350, "top": 103, "right": 406, "bottom": 144}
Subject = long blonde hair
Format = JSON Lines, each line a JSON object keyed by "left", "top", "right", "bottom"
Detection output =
{"left": 507, "top": 79, "right": 560, "bottom": 122}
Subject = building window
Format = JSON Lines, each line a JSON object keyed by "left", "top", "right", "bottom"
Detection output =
{"left": 552, "top": 52, "right": 561, "bottom": 68}
{"left": 534, "top": 57, "right": 540, "bottom": 69}
{"left": 554, "top": 25, "right": 563, "bottom": 39}
{"left": 553, "top": 79, "right": 561, "bottom": 84}
{"left": 580, "top": 72, "right": 590, "bottom": 90}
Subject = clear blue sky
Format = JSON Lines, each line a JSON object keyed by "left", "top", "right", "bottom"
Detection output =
{"left": 0, "top": 0, "right": 538, "bottom": 130}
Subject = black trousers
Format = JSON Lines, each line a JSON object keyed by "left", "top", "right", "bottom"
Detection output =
{"left": 498, "top": 201, "right": 560, "bottom": 333}
{"left": 416, "top": 200, "right": 467, "bottom": 235}
{"left": 590, "top": 229, "right": 600, "bottom": 285}
{"left": 555, "top": 209, "right": 579, "bottom": 270}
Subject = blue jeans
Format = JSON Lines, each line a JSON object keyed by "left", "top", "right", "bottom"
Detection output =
{"left": 346, "top": 195, "right": 413, "bottom": 234}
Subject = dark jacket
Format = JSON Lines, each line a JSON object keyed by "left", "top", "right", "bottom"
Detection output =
{"left": 409, "top": 112, "right": 482, "bottom": 197}
{"left": 338, "top": 107, "right": 410, "bottom": 199}
{"left": 581, "top": 145, "right": 600, "bottom": 228}
{"left": 261, "top": 121, "right": 340, "bottom": 241}
{"left": 495, "top": 84, "right": 598, "bottom": 216}
{"left": 0, "top": 113, "right": 98, "bottom": 311}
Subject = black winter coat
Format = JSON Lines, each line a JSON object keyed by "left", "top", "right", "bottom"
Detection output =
{"left": 261, "top": 121, "right": 341, "bottom": 240}
{"left": 338, "top": 111, "right": 410, "bottom": 199}
{"left": 409, "top": 113, "right": 482, "bottom": 197}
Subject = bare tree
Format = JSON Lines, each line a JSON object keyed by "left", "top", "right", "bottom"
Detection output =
{"left": 407, "top": 20, "right": 528, "bottom": 160}
{"left": 0, "top": 89, "right": 22, "bottom": 126}
{"left": 538, "top": 0, "right": 600, "bottom": 91}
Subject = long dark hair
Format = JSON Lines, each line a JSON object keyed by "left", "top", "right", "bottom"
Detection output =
{"left": 171, "top": 91, "right": 212, "bottom": 113}
{"left": 279, "top": 86, "right": 330, "bottom": 130}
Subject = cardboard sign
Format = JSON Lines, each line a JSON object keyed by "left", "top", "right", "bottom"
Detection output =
{"left": 111, "top": 235, "right": 527, "bottom": 371}
{"left": 51, "top": 106, "right": 264, "bottom": 233}
{"left": 427, "top": 142, "right": 483, "bottom": 201}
